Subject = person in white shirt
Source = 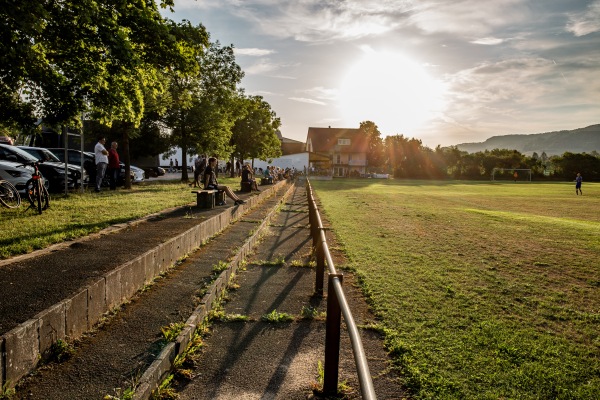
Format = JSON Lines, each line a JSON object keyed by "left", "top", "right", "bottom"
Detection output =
{"left": 94, "top": 137, "right": 109, "bottom": 192}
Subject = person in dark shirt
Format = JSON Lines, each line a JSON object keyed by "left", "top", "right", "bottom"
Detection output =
{"left": 107, "top": 141, "right": 120, "bottom": 190}
{"left": 204, "top": 157, "right": 246, "bottom": 205}
{"left": 575, "top": 172, "right": 583, "bottom": 195}
{"left": 241, "top": 163, "right": 260, "bottom": 191}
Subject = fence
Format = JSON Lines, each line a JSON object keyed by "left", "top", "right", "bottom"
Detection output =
{"left": 305, "top": 179, "right": 377, "bottom": 399}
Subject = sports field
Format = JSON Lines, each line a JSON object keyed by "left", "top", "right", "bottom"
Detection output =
{"left": 311, "top": 179, "right": 600, "bottom": 399}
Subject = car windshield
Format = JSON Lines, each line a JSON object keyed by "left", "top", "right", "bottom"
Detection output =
{"left": 21, "top": 148, "right": 61, "bottom": 162}
{"left": 39, "top": 149, "right": 61, "bottom": 162}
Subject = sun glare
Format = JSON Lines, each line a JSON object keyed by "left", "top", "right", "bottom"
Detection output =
{"left": 338, "top": 50, "right": 446, "bottom": 135}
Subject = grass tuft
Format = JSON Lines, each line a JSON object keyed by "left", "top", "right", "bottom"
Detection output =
{"left": 161, "top": 322, "right": 185, "bottom": 342}
{"left": 261, "top": 309, "right": 294, "bottom": 323}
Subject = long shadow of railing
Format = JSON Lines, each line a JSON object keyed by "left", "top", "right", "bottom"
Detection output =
{"left": 305, "top": 179, "right": 377, "bottom": 399}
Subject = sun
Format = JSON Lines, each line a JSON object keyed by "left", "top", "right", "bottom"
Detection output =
{"left": 338, "top": 50, "right": 446, "bottom": 135}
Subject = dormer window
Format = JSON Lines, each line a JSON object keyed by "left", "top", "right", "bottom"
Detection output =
{"left": 338, "top": 138, "right": 350, "bottom": 145}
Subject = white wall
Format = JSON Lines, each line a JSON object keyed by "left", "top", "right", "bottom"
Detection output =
{"left": 248, "top": 153, "right": 309, "bottom": 171}
{"left": 159, "top": 147, "right": 196, "bottom": 167}
{"left": 159, "top": 147, "right": 310, "bottom": 172}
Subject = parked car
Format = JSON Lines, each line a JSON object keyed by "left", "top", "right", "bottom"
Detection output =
{"left": 17, "top": 146, "right": 89, "bottom": 188}
{"left": 0, "top": 160, "right": 35, "bottom": 194}
{"left": 142, "top": 166, "right": 165, "bottom": 178}
{"left": 124, "top": 163, "right": 145, "bottom": 183}
{"left": 0, "top": 144, "right": 82, "bottom": 193}
{"left": 46, "top": 148, "right": 136, "bottom": 187}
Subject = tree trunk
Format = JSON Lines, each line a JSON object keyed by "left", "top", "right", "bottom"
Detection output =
{"left": 122, "top": 123, "right": 132, "bottom": 190}
{"left": 180, "top": 111, "right": 189, "bottom": 182}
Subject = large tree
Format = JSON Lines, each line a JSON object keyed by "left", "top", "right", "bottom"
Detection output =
{"left": 163, "top": 41, "right": 242, "bottom": 181}
{"left": 230, "top": 95, "right": 282, "bottom": 167}
{"left": 1, "top": 1, "right": 207, "bottom": 187}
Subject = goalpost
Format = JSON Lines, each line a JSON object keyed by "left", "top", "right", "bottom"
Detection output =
{"left": 491, "top": 168, "right": 532, "bottom": 181}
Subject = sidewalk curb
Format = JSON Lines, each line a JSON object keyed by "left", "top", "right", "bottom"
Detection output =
{"left": 133, "top": 183, "right": 297, "bottom": 400}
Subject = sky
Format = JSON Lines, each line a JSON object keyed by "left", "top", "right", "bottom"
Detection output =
{"left": 161, "top": 0, "right": 600, "bottom": 148}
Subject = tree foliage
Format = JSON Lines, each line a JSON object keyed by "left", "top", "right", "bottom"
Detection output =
{"left": 359, "top": 120, "right": 385, "bottom": 170}
{"left": 162, "top": 40, "right": 243, "bottom": 180}
{"left": 231, "top": 95, "right": 282, "bottom": 163}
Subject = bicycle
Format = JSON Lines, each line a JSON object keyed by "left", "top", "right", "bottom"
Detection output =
{"left": 21, "top": 160, "right": 50, "bottom": 214}
{"left": 0, "top": 179, "right": 21, "bottom": 208}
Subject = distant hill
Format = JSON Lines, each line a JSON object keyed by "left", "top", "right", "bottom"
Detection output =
{"left": 456, "top": 124, "right": 600, "bottom": 155}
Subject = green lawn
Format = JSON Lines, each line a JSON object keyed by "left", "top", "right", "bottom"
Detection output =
{"left": 311, "top": 179, "right": 600, "bottom": 399}
{"left": 0, "top": 177, "right": 241, "bottom": 259}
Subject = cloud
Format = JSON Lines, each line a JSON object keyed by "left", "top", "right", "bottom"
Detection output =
{"left": 566, "top": 0, "right": 600, "bottom": 36}
{"left": 243, "top": 59, "right": 291, "bottom": 75}
{"left": 436, "top": 54, "right": 600, "bottom": 142}
{"left": 289, "top": 97, "right": 327, "bottom": 106}
{"left": 470, "top": 37, "right": 505, "bottom": 45}
{"left": 407, "top": 0, "right": 529, "bottom": 36}
{"left": 235, "top": 48, "right": 276, "bottom": 56}
{"left": 207, "top": 0, "right": 414, "bottom": 42}
{"left": 301, "top": 86, "right": 338, "bottom": 101}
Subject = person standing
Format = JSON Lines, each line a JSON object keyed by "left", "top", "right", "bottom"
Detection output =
{"left": 575, "top": 172, "right": 583, "bottom": 195}
{"left": 94, "top": 136, "right": 109, "bottom": 192}
{"left": 107, "top": 141, "right": 120, "bottom": 190}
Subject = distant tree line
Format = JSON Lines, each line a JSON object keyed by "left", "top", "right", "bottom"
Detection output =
{"left": 0, "top": 0, "right": 281, "bottom": 186}
{"left": 362, "top": 121, "right": 600, "bottom": 181}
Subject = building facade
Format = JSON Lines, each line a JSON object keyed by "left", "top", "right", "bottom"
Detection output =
{"left": 305, "top": 127, "right": 368, "bottom": 177}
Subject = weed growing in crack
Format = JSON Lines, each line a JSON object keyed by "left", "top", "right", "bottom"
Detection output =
{"left": 300, "top": 306, "right": 325, "bottom": 320}
{"left": 261, "top": 309, "right": 294, "bottom": 323}
{"left": 251, "top": 254, "right": 286, "bottom": 267}
{"left": 0, "top": 383, "right": 15, "bottom": 399}
{"left": 152, "top": 374, "right": 177, "bottom": 399}
{"left": 210, "top": 311, "right": 249, "bottom": 322}
{"left": 211, "top": 260, "right": 229, "bottom": 275}
{"left": 161, "top": 322, "right": 185, "bottom": 342}
{"left": 290, "top": 259, "right": 316, "bottom": 268}
{"left": 47, "top": 339, "right": 75, "bottom": 363}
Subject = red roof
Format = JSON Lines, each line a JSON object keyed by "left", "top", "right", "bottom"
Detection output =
{"left": 306, "top": 127, "right": 368, "bottom": 154}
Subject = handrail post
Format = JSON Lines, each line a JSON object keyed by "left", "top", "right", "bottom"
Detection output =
{"left": 323, "top": 273, "right": 343, "bottom": 396}
{"left": 315, "top": 232, "right": 325, "bottom": 295}
{"left": 310, "top": 196, "right": 319, "bottom": 249}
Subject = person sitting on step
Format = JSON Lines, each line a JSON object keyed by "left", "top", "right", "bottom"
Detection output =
{"left": 241, "top": 163, "right": 260, "bottom": 192}
{"left": 203, "top": 157, "right": 246, "bottom": 205}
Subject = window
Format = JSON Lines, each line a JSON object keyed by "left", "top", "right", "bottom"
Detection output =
{"left": 338, "top": 138, "right": 350, "bottom": 145}
{"left": 336, "top": 154, "right": 341, "bottom": 164}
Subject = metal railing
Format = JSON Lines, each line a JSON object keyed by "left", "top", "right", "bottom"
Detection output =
{"left": 306, "top": 179, "right": 377, "bottom": 399}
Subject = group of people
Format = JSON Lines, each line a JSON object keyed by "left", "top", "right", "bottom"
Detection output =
{"left": 94, "top": 136, "right": 120, "bottom": 192}
{"left": 93, "top": 140, "right": 298, "bottom": 204}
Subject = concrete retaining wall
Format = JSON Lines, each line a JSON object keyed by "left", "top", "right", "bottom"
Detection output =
{"left": 0, "top": 181, "right": 286, "bottom": 390}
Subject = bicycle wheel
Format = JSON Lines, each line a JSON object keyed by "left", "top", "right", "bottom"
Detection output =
{"left": 0, "top": 181, "right": 21, "bottom": 208}
{"left": 25, "top": 178, "right": 42, "bottom": 214}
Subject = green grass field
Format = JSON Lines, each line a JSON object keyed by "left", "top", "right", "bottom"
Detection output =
{"left": 0, "top": 177, "right": 241, "bottom": 259}
{"left": 311, "top": 179, "right": 600, "bottom": 399}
